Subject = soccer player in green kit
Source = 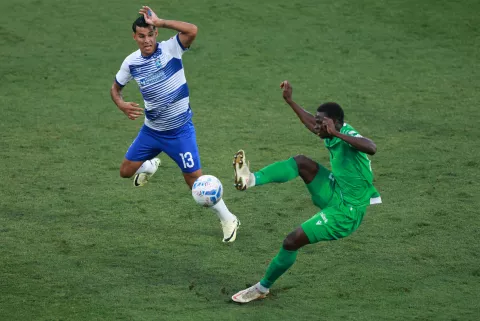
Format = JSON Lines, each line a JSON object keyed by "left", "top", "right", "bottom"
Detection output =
{"left": 231, "top": 80, "right": 382, "bottom": 303}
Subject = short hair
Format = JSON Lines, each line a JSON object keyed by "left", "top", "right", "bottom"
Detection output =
{"left": 132, "top": 16, "right": 155, "bottom": 33}
{"left": 317, "top": 102, "right": 344, "bottom": 123}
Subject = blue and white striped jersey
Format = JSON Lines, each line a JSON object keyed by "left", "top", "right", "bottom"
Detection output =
{"left": 115, "top": 34, "right": 191, "bottom": 131}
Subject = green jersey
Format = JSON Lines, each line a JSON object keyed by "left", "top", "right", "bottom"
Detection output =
{"left": 324, "top": 123, "right": 381, "bottom": 207}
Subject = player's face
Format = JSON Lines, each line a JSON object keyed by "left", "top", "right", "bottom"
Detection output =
{"left": 133, "top": 26, "right": 158, "bottom": 56}
{"left": 314, "top": 112, "right": 331, "bottom": 139}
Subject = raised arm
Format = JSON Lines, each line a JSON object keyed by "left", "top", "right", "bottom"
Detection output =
{"left": 140, "top": 6, "right": 198, "bottom": 49}
{"left": 280, "top": 81, "right": 317, "bottom": 134}
{"left": 322, "top": 117, "right": 377, "bottom": 155}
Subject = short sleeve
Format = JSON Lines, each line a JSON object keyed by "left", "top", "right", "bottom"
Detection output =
{"left": 345, "top": 129, "right": 363, "bottom": 138}
{"left": 161, "top": 34, "right": 188, "bottom": 58}
{"left": 115, "top": 59, "right": 132, "bottom": 87}
{"left": 342, "top": 126, "right": 363, "bottom": 138}
{"left": 340, "top": 125, "right": 364, "bottom": 149}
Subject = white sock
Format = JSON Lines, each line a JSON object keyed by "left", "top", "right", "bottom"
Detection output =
{"left": 248, "top": 173, "right": 256, "bottom": 187}
{"left": 210, "top": 199, "right": 236, "bottom": 222}
{"left": 135, "top": 159, "right": 156, "bottom": 175}
{"left": 255, "top": 282, "right": 269, "bottom": 293}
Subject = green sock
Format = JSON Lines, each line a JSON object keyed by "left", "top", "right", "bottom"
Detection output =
{"left": 260, "top": 247, "right": 298, "bottom": 288}
{"left": 254, "top": 157, "right": 299, "bottom": 186}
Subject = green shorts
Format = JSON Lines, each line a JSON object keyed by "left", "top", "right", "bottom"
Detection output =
{"left": 303, "top": 163, "right": 366, "bottom": 243}
{"left": 301, "top": 203, "right": 367, "bottom": 243}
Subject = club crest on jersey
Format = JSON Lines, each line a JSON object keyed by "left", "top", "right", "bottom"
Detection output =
{"left": 155, "top": 57, "right": 162, "bottom": 69}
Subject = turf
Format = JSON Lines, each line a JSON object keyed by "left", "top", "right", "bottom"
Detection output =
{"left": 1, "top": 0, "right": 479, "bottom": 320}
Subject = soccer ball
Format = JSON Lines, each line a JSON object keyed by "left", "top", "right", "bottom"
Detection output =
{"left": 192, "top": 175, "right": 223, "bottom": 207}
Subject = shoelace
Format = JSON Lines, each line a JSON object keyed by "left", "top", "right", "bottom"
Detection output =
{"left": 221, "top": 220, "right": 236, "bottom": 227}
{"left": 243, "top": 286, "right": 263, "bottom": 299}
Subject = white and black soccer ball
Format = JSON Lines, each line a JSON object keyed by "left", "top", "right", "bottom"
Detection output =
{"left": 192, "top": 175, "right": 223, "bottom": 207}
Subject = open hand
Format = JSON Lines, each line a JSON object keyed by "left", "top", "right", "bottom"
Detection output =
{"left": 119, "top": 102, "right": 143, "bottom": 120}
{"left": 139, "top": 6, "right": 160, "bottom": 26}
{"left": 280, "top": 80, "right": 293, "bottom": 101}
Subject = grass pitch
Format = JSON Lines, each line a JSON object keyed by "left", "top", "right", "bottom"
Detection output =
{"left": 1, "top": 0, "right": 479, "bottom": 320}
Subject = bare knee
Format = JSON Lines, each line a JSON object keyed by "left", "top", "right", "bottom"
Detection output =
{"left": 119, "top": 167, "right": 133, "bottom": 178}
{"left": 293, "top": 155, "right": 318, "bottom": 184}
{"left": 119, "top": 159, "right": 144, "bottom": 178}
{"left": 293, "top": 154, "right": 316, "bottom": 170}
{"left": 282, "top": 236, "right": 298, "bottom": 251}
{"left": 183, "top": 169, "right": 203, "bottom": 189}
{"left": 282, "top": 227, "right": 311, "bottom": 251}
{"left": 283, "top": 234, "right": 307, "bottom": 251}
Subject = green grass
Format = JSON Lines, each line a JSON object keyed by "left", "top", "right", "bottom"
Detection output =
{"left": 1, "top": 0, "right": 479, "bottom": 320}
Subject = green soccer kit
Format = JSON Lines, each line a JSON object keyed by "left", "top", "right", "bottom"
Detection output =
{"left": 251, "top": 122, "right": 382, "bottom": 290}
{"left": 302, "top": 123, "right": 381, "bottom": 243}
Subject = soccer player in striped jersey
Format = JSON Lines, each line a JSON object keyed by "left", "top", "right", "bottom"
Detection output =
{"left": 231, "top": 81, "right": 381, "bottom": 302}
{"left": 110, "top": 6, "right": 239, "bottom": 242}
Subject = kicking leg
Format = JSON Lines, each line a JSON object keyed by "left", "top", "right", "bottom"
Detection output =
{"left": 170, "top": 131, "right": 240, "bottom": 242}
{"left": 183, "top": 169, "right": 202, "bottom": 189}
{"left": 293, "top": 154, "right": 319, "bottom": 184}
{"left": 233, "top": 150, "right": 319, "bottom": 191}
{"left": 184, "top": 169, "right": 240, "bottom": 243}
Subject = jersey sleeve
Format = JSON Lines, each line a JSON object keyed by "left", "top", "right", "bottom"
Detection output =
{"left": 340, "top": 125, "right": 364, "bottom": 149}
{"left": 161, "top": 34, "right": 188, "bottom": 58}
{"left": 341, "top": 126, "right": 363, "bottom": 138}
{"left": 115, "top": 59, "right": 132, "bottom": 87}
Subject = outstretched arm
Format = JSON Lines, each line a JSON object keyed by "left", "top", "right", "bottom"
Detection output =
{"left": 140, "top": 6, "right": 198, "bottom": 48}
{"left": 323, "top": 117, "right": 377, "bottom": 155}
{"left": 280, "top": 81, "right": 317, "bottom": 134}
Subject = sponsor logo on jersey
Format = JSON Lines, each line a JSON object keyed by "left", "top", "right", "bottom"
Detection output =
{"left": 139, "top": 70, "right": 166, "bottom": 87}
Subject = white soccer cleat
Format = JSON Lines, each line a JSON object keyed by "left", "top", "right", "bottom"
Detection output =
{"left": 233, "top": 150, "right": 251, "bottom": 191}
{"left": 133, "top": 158, "right": 161, "bottom": 187}
{"left": 221, "top": 218, "right": 240, "bottom": 243}
{"left": 231, "top": 284, "right": 269, "bottom": 303}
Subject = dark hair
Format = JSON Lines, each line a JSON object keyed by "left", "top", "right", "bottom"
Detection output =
{"left": 132, "top": 16, "right": 155, "bottom": 33}
{"left": 317, "top": 102, "right": 344, "bottom": 123}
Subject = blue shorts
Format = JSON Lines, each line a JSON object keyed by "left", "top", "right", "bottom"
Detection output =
{"left": 125, "top": 120, "right": 201, "bottom": 173}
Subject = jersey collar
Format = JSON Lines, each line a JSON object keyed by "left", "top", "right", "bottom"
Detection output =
{"left": 141, "top": 42, "right": 159, "bottom": 59}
